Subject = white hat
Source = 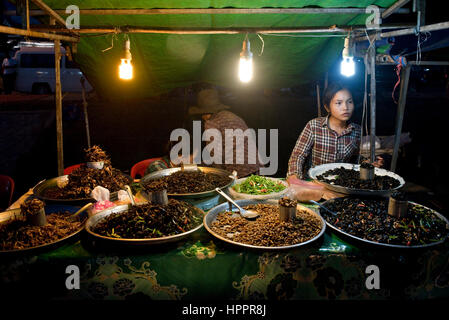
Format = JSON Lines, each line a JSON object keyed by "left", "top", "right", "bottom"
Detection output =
{"left": 188, "top": 88, "right": 230, "bottom": 115}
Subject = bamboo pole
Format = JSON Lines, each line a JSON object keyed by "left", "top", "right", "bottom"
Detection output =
{"left": 0, "top": 25, "right": 78, "bottom": 42}
{"left": 32, "top": 23, "right": 414, "bottom": 35}
{"left": 80, "top": 77, "right": 91, "bottom": 148}
{"left": 54, "top": 40, "right": 64, "bottom": 176}
{"left": 29, "top": 0, "right": 67, "bottom": 27}
{"left": 26, "top": 0, "right": 30, "bottom": 30}
{"left": 31, "top": 25, "right": 364, "bottom": 35}
{"left": 4, "top": 8, "right": 410, "bottom": 16}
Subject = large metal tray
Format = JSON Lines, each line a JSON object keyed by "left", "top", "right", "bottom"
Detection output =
{"left": 0, "top": 204, "right": 87, "bottom": 255}
{"left": 204, "top": 199, "right": 326, "bottom": 250}
{"left": 33, "top": 174, "right": 133, "bottom": 204}
{"left": 140, "top": 166, "right": 234, "bottom": 199}
{"left": 308, "top": 163, "right": 405, "bottom": 196}
{"left": 319, "top": 197, "right": 449, "bottom": 249}
{"left": 85, "top": 203, "right": 205, "bottom": 245}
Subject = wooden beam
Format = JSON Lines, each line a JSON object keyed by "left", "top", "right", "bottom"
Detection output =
{"left": 0, "top": 24, "right": 79, "bottom": 42}
{"left": 33, "top": 23, "right": 414, "bottom": 36}
{"left": 80, "top": 78, "right": 91, "bottom": 149}
{"left": 54, "top": 40, "right": 64, "bottom": 176}
{"left": 382, "top": 0, "right": 411, "bottom": 19}
{"left": 4, "top": 8, "right": 411, "bottom": 16}
{"left": 26, "top": 0, "right": 30, "bottom": 30}
{"left": 29, "top": 0, "right": 67, "bottom": 27}
{"left": 31, "top": 25, "right": 370, "bottom": 35}
{"left": 34, "top": 26, "right": 354, "bottom": 34}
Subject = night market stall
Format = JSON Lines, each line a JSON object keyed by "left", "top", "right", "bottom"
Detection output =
{"left": 1, "top": 0, "right": 449, "bottom": 304}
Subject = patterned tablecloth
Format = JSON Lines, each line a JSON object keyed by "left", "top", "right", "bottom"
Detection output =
{"left": 2, "top": 182, "right": 449, "bottom": 301}
{"left": 1, "top": 210, "right": 448, "bottom": 301}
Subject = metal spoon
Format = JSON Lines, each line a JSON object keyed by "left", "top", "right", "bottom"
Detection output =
{"left": 215, "top": 187, "right": 259, "bottom": 220}
{"left": 125, "top": 185, "right": 136, "bottom": 205}
{"left": 67, "top": 202, "right": 93, "bottom": 222}
{"left": 308, "top": 200, "right": 338, "bottom": 216}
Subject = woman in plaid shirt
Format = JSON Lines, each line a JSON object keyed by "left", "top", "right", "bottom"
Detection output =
{"left": 287, "top": 82, "right": 362, "bottom": 186}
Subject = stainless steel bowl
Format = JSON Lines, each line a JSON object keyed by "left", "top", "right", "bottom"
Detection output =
{"left": 308, "top": 163, "right": 405, "bottom": 196}
{"left": 33, "top": 174, "right": 133, "bottom": 204}
{"left": 140, "top": 166, "right": 234, "bottom": 199}
{"left": 85, "top": 204, "right": 205, "bottom": 245}
{"left": 0, "top": 204, "right": 87, "bottom": 254}
{"left": 319, "top": 197, "right": 449, "bottom": 249}
{"left": 203, "top": 199, "right": 326, "bottom": 250}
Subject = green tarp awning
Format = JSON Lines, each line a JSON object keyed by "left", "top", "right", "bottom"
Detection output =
{"left": 43, "top": 1, "right": 397, "bottom": 98}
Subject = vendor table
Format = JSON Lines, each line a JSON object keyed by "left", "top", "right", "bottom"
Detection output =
{"left": 1, "top": 187, "right": 449, "bottom": 301}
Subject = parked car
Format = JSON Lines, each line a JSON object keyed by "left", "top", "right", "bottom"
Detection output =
{"left": 13, "top": 46, "right": 93, "bottom": 94}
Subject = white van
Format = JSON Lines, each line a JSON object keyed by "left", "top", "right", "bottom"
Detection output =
{"left": 13, "top": 46, "right": 93, "bottom": 94}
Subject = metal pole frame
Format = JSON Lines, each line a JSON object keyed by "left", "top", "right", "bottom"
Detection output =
{"left": 369, "top": 40, "right": 377, "bottom": 163}
{"left": 390, "top": 65, "right": 412, "bottom": 172}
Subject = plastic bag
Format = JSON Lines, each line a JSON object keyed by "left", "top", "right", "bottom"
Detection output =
{"left": 90, "top": 186, "right": 115, "bottom": 214}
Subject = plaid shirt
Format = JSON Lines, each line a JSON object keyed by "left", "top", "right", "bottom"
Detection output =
{"left": 287, "top": 116, "right": 361, "bottom": 179}
{"left": 204, "top": 110, "right": 262, "bottom": 177}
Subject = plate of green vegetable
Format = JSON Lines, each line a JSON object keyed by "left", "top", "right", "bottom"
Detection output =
{"left": 228, "top": 175, "right": 289, "bottom": 200}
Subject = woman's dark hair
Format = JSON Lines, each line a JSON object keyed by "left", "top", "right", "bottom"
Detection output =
{"left": 322, "top": 82, "right": 352, "bottom": 110}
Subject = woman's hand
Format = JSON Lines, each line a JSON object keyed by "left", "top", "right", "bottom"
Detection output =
{"left": 287, "top": 175, "right": 325, "bottom": 201}
{"left": 372, "top": 156, "right": 384, "bottom": 168}
{"left": 361, "top": 156, "right": 384, "bottom": 168}
{"left": 286, "top": 175, "right": 302, "bottom": 185}
{"left": 289, "top": 184, "right": 324, "bottom": 202}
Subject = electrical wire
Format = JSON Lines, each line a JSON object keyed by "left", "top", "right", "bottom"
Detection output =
{"left": 257, "top": 33, "right": 264, "bottom": 56}
{"left": 415, "top": 31, "right": 431, "bottom": 65}
{"left": 358, "top": 29, "right": 375, "bottom": 161}
{"left": 359, "top": 57, "right": 369, "bottom": 162}
{"left": 101, "top": 33, "right": 118, "bottom": 52}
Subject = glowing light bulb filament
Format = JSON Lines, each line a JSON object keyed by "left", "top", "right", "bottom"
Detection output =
{"left": 239, "top": 57, "right": 253, "bottom": 83}
{"left": 119, "top": 37, "right": 133, "bottom": 80}
{"left": 341, "top": 36, "right": 355, "bottom": 77}
{"left": 119, "top": 59, "right": 133, "bottom": 80}
{"left": 239, "top": 37, "right": 253, "bottom": 83}
{"left": 341, "top": 56, "right": 355, "bottom": 77}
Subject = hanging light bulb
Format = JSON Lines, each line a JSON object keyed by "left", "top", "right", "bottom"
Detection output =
{"left": 239, "top": 35, "right": 253, "bottom": 83}
{"left": 119, "top": 37, "right": 133, "bottom": 80}
{"left": 341, "top": 36, "right": 355, "bottom": 77}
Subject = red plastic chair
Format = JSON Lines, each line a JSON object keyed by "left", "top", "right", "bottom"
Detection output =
{"left": 64, "top": 163, "right": 83, "bottom": 175}
{"left": 0, "top": 175, "right": 15, "bottom": 211}
{"left": 130, "top": 158, "right": 164, "bottom": 179}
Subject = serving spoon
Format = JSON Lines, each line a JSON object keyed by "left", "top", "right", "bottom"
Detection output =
{"left": 308, "top": 200, "right": 338, "bottom": 216}
{"left": 215, "top": 187, "right": 259, "bottom": 220}
{"left": 67, "top": 202, "right": 94, "bottom": 222}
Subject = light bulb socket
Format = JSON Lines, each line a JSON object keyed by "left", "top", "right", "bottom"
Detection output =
{"left": 124, "top": 38, "right": 132, "bottom": 61}
{"left": 240, "top": 38, "right": 253, "bottom": 59}
{"left": 342, "top": 36, "right": 355, "bottom": 59}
